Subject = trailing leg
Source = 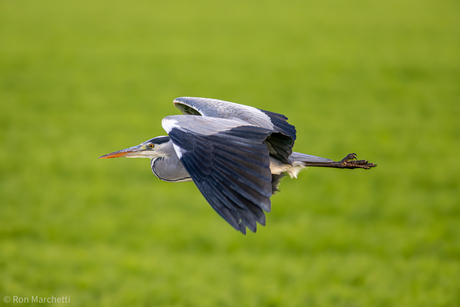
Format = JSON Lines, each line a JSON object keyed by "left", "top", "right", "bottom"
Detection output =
{"left": 299, "top": 152, "right": 377, "bottom": 169}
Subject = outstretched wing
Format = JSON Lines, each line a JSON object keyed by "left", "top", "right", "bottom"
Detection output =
{"left": 162, "top": 115, "right": 274, "bottom": 234}
{"left": 173, "top": 97, "right": 297, "bottom": 164}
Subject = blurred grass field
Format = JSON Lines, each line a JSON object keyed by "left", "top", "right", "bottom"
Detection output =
{"left": 1, "top": 0, "right": 459, "bottom": 306}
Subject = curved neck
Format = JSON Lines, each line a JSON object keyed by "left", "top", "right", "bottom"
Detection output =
{"left": 151, "top": 153, "right": 192, "bottom": 182}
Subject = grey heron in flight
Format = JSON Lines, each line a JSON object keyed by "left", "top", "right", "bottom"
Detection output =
{"left": 99, "top": 97, "right": 376, "bottom": 234}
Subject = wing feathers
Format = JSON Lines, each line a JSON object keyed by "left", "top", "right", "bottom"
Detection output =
{"left": 259, "top": 109, "right": 297, "bottom": 141}
{"left": 164, "top": 116, "right": 274, "bottom": 233}
{"left": 164, "top": 97, "right": 299, "bottom": 234}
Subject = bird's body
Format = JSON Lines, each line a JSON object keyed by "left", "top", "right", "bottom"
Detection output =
{"left": 99, "top": 97, "right": 376, "bottom": 234}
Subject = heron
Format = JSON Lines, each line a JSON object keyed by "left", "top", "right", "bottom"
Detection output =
{"left": 99, "top": 97, "right": 376, "bottom": 234}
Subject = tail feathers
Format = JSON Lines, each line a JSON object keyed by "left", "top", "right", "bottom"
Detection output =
{"left": 289, "top": 152, "right": 333, "bottom": 164}
{"left": 284, "top": 152, "right": 332, "bottom": 179}
{"left": 269, "top": 152, "right": 333, "bottom": 194}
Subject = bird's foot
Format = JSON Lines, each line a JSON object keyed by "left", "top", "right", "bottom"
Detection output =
{"left": 340, "top": 153, "right": 377, "bottom": 169}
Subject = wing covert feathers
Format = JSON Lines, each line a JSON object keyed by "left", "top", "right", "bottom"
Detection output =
{"left": 164, "top": 116, "right": 274, "bottom": 234}
{"left": 167, "top": 98, "right": 299, "bottom": 233}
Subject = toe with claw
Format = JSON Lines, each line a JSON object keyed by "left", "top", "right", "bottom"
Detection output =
{"left": 340, "top": 153, "right": 377, "bottom": 169}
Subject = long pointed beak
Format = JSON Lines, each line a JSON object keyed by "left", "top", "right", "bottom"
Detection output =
{"left": 98, "top": 145, "right": 145, "bottom": 159}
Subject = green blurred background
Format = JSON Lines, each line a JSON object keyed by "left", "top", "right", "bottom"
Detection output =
{"left": 1, "top": 0, "right": 459, "bottom": 306}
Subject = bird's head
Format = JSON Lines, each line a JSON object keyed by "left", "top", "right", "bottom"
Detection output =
{"left": 98, "top": 136, "right": 172, "bottom": 160}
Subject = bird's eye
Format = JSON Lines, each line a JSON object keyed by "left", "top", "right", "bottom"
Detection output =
{"left": 149, "top": 144, "right": 154, "bottom": 149}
